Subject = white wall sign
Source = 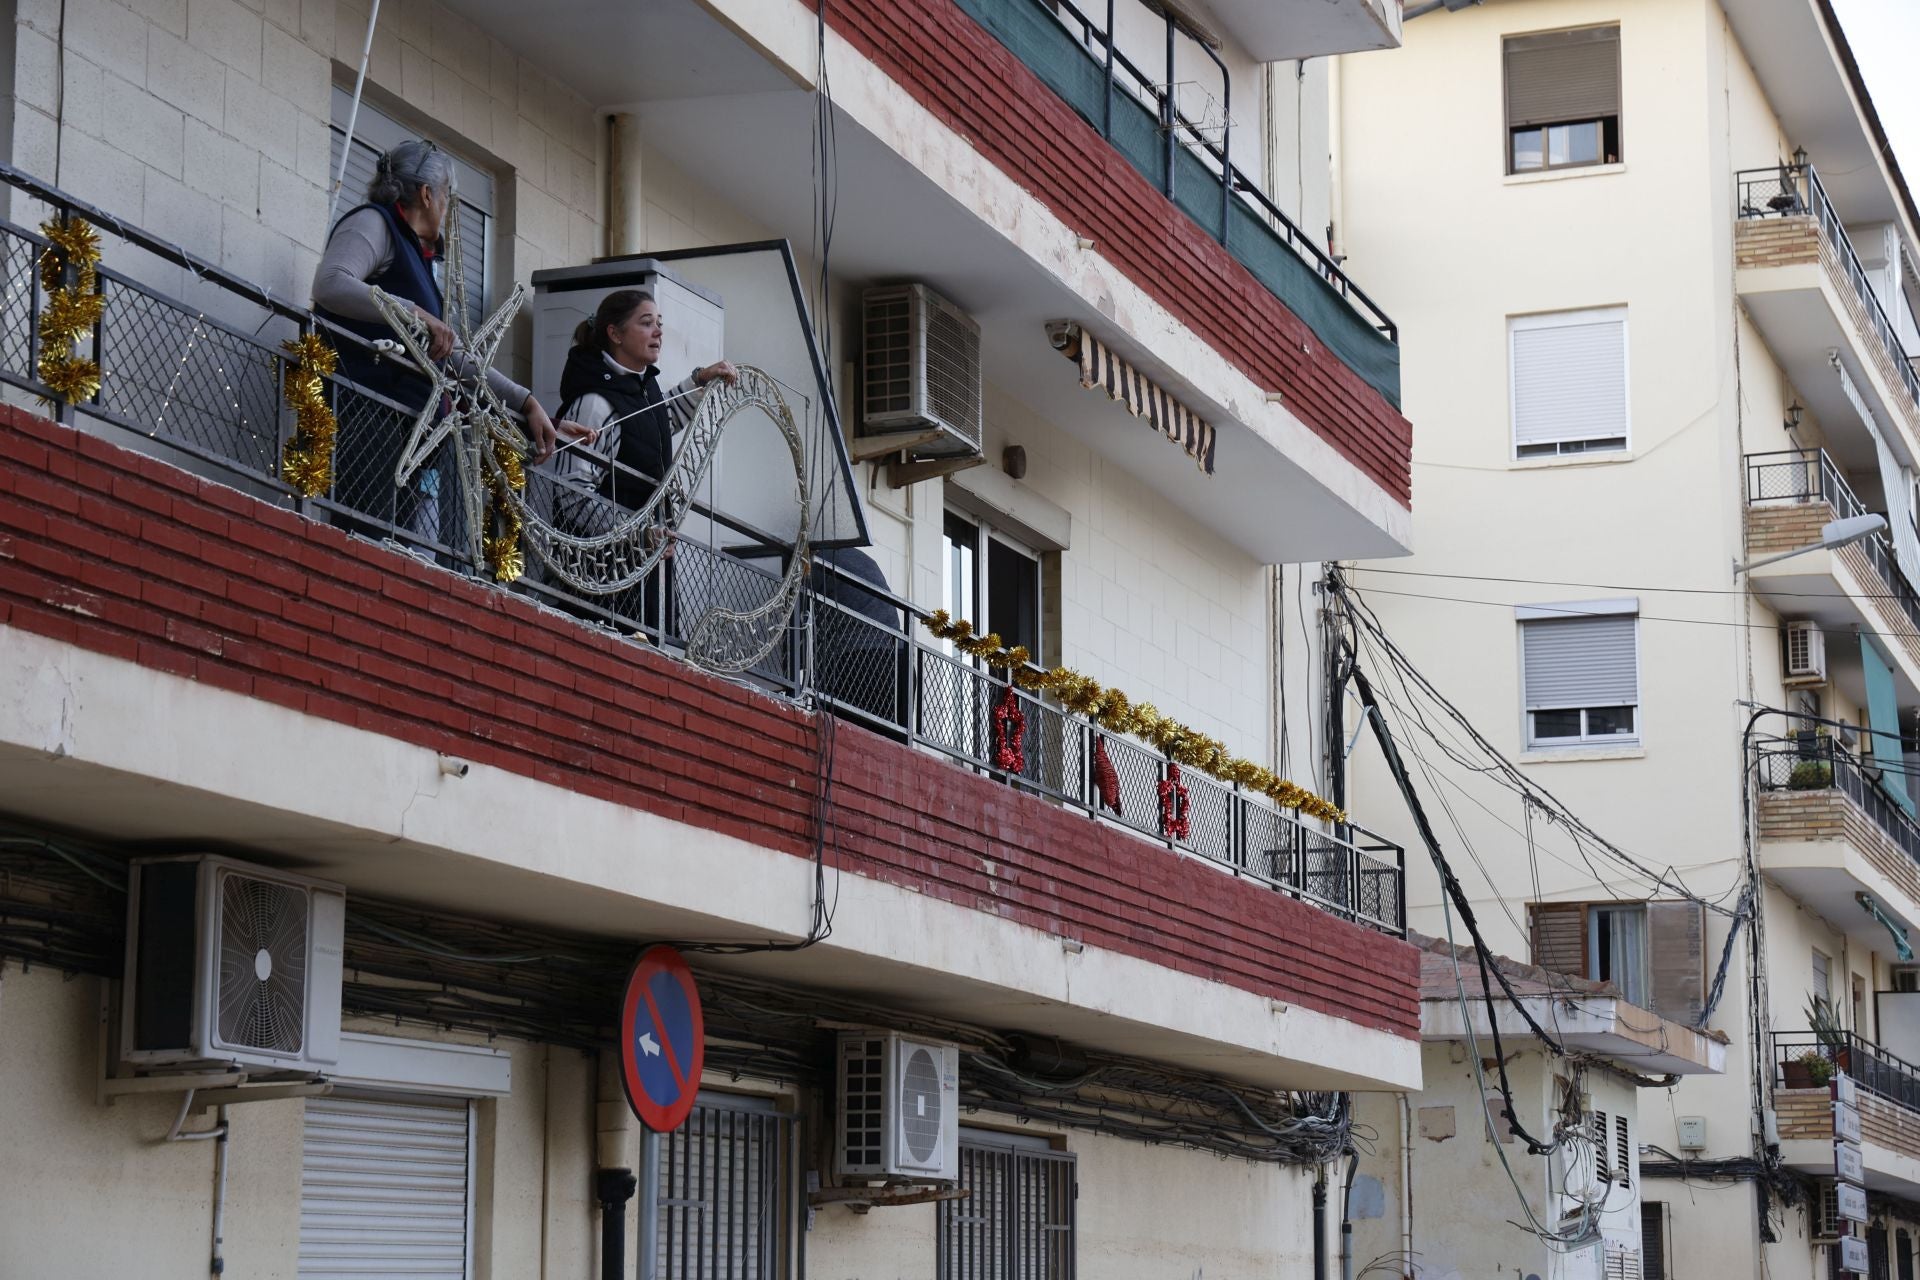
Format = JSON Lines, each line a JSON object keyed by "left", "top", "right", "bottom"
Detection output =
{"left": 1836, "top": 1139, "right": 1865, "bottom": 1184}
{"left": 1834, "top": 1098, "right": 1863, "bottom": 1145}
{"left": 1837, "top": 1182, "right": 1869, "bottom": 1224}
{"left": 1834, "top": 1074, "right": 1858, "bottom": 1108}
{"left": 1840, "top": 1235, "right": 1870, "bottom": 1273}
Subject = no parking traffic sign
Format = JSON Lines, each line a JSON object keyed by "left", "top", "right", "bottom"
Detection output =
{"left": 619, "top": 944, "right": 706, "bottom": 1133}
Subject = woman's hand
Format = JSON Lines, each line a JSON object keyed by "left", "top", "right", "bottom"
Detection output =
{"left": 415, "top": 306, "right": 455, "bottom": 361}
{"left": 694, "top": 360, "right": 739, "bottom": 387}
{"left": 521, "top": 395, "right": 560, "bottom": 464}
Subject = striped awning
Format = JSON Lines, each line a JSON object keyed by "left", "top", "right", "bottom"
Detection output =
{"left": 1050, "top": 323, "right": 1215, "bottom": 474}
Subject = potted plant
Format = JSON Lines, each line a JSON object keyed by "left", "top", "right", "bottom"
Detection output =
{"left": 1783, "top": 1049, "right": 1835, "bottom": 1089}
{"left": 1807, "top": 994, "right": 1851, "bottom": 1076}
{"left": 1788, "top": 759, "right": 1833, "bottom": 789}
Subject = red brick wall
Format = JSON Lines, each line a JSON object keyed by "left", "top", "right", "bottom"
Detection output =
{"left": 0, "top": 409, "right": 1417, "bottom": 1038}
{"left": 828, "top": 0, "right": 1414, "bottom": 505}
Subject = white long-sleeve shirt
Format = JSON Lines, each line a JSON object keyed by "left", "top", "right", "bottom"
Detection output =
{"left": 552, "top": 352, "right": 700, "bottom": 491}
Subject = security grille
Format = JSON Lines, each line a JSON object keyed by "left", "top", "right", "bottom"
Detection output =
{"left": 655, "top": 1096, "right": 792, "bottom": 1280}
{"left": 938, "top": 1135, "right": 1075, "bottom": 1280}
{"left": 299, "top": 1091, "right": 473, "bottom": 1279}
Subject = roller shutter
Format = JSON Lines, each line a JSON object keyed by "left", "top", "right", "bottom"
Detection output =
{"left": 299, "top": 1091, "right": 473, "bottom": 1279}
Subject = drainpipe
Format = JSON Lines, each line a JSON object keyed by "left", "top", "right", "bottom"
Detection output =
{"left": 596, "top": 1051, "right": 639, "bottom": 1280}
{"left": 1340, "top": 1151, "right": 1359, "bottom": 1280}
{"left": 1313, "top": 1165, "right": 1329, "bottom": 1280}
{"left": 606, "top": 113, "right": 645, "bottom": 259}
{"left": 1326, "top": 55, "right": 1344, "bottom": 262}
{"left": 1399, "top": 1094, "right": 1415, "bottom": 1273}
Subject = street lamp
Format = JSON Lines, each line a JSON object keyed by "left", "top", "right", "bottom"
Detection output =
{"left": 1733, "top": 513, "right": 1887, "bottom": 576}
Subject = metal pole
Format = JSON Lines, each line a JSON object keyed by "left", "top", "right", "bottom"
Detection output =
{"left": 1163, "top": 16, "right": 1176, "bottom": 200}
{"left": 637, "top": 1130, "right": 661, "bottom": 1280}
{"left": 1103, "top": 0, "right": 1116, "bottom": 139}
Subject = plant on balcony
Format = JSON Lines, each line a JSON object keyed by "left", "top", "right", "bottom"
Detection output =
{"left": 1788, "top": 759, "right": 1834, "bottom": 789}
{"left": 1807, "top": 995, "right": 1852, "bottom": 1076}
{"left": 1783, "top": 1049, "right": 1835, "bottom": 1089}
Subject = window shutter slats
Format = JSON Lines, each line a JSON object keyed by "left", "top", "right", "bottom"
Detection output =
{"left": 1528, "top": 902, "right": 1587, "bottom": 977}
{"left": 1506, "top": 28, "right": 1621, "bottom": 128}
{"left": 1512, "top": 314, "right": 1628, "bottom": 448}
{"left": 1642, "top": 1203, "right": 1668, "bottom": 1280}
{"left": 1646, "top": 900, "right": 1706, "bottom": 1025}
{"left": 1522, "top": 615, "right": 1638, "bottom": 708}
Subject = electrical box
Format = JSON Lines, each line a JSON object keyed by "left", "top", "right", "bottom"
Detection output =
{"left": 1677, "top": 1115, "right": 1707, "bottom": 1150}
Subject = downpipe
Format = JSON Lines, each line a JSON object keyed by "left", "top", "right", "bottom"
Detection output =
{"left": 1313, "top": 1165, "right": 1329, "bottom": 1280}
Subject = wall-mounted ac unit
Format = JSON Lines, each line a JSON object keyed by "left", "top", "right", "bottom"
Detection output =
{"left": 860, "top": 284, "right": 983, "bottom": 460}
{"left": 834, "top": 1031, "right": 960, "bottom": 1181}
{"left": 1784, "top": 621, "right": 1827, "bottom": 685}
{"left": 121, "top": 855, "right": 345, "bottom": 1074}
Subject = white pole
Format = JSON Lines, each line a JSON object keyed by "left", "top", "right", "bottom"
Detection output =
{"left": 326, "top": 0, "right": 384, "bottom": 229}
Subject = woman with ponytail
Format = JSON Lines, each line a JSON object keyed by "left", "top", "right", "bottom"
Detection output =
{"left": 550, "top": 289, "right": 736, "bottom": 635}
{"left": 311, "top": 138, "right": 581, "bottom": 537}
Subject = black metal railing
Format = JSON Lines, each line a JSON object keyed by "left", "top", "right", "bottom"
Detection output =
{"left": 1737, "top": 163, "right": 1920, "bottom": 416}
{"left": 1743, "top": 447, "right": 1920, "bottom": 636}
{"left": 1753, "top": 713, "right": 1920, "bottom": 866}
{"left": 1774, "top": 1030, "right": 1920, "bottom": 1114}
{"left": 0, "top": 163, "right": 1406, "bottom": 936}
{"left": 964, "top": 0, "right": 1396, "bottom": 348}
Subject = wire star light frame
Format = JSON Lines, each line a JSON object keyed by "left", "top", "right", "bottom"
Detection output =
{"left": 366, "top": 193, "right": 813, "bottom": 675}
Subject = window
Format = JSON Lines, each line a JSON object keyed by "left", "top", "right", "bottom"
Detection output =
{"left": 1814, "top": 948, "right": 1832, "bottom": 1003}
{"left": 1529, "top": 899, "right": 1705, "bottom": 1022}
{"left": 1588, "top": 904, "right": 1649, "bottom": 1007}
{"left": 299, "top": 1091, "right": 475, "bottom": 1279}
{"left": 652, "top": 1093, "right": 794, "bottom": 1280}
{"left": 1504, "top": 27, "right": 1621, "bottom": 174}
{"left": 329, "top": 87, "right": 494, "bottom": 335}
{"left": 1510, "top": 308, "right": 1629, "bottom": 457}
{"left": 943, "top": 511, "right": 1043, "bottom": 663}
{"left": 1642, "top": 1202, "right": 1668, "bottom": 1280}
{"left": 939, "top": 1130, "right": 1075, "bottom": 1280}
{"left": 1519, "top": 604, "right": 1639, "bottom": 747}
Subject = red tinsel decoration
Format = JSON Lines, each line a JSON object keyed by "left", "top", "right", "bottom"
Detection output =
{"left": 993, "top": 684, "right": 1026, "bottom": 773}
{"left": 1092, "top": 737, "right": 1123, "bottom": 815}
{"left": 1158, "top": 763, "right": 1191, "bottom": 840}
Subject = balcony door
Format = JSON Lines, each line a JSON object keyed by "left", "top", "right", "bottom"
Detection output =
{"left": 935, "top": 512, "right": 1044, "bottom": 770}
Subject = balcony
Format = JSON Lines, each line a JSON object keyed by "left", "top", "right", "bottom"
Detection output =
{"left": 1744, "top": 448, "right": 1920, "bottom": 694}
{"left": 0, "top": 171, "right": 1415, "bottom": 1088}
{"left": 1753, "top": 716, "right": 1920, "bottom": 953}
{"left": 1773, "top": 1031, "right": 1920, "bottom": 1197}
{"left": 1736, "top": 164, "right": 1920, "bottom": 465}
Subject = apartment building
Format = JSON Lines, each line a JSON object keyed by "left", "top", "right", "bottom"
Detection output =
{"left": 1334, "top": 0, "right": 1920, "bottom": 1276}
{"left": 0, "top": 0, "right": 1422, "bottom": 1275}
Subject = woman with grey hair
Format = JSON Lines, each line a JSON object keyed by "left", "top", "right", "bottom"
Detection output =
{"left": 312, "top": 139, "right": 582, "bottom": 539}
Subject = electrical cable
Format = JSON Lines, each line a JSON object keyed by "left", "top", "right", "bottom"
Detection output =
{"left": 1348, "top": 562, "right": 1920, "bottom": 605}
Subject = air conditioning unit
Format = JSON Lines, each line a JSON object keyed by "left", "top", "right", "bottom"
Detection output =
{"left": 1784, "top": 621, "right": 1827, "bottom": 685}
{"left": 834, "top": 1031, "right": 960, "bottom": 1180}
{"left": 860, "top": 283, "right": 983, "bottom": 459}
{"left": 121, "top": 855, "right": 345, "bottom": 1073}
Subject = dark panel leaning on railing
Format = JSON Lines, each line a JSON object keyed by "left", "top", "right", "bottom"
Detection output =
{"left": 1774, "top": 1031, "right": 1920, "bottom": 1113}
{"left": 1752, "top": 716, "right": 1920, "bottom": 865}
{"left": 0, "top": 161, "right": 1405, "bottom": 936}
{"left": 1742, "top": 447, "right": 1920, "bottom": 634}
{"left": 1737, "top": 163, "right": 1920, "bottom": 414}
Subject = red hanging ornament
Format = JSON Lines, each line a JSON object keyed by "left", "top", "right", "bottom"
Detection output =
{"left": 1158, "top": 762, "right": 1191, "bottom": 840}
{"left": 1092, "top": 736, "right": 1123, "bottom": 816}
{"left": 993, "top": 684, "right": 1027, "bottom": 773}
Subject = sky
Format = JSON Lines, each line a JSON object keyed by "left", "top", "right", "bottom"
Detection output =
{"left": 1830, "top": 0, "right": 1920, "bottom": 194}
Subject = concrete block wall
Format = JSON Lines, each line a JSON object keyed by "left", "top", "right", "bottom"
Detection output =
{"left": 6, "top": 0, "right": 600, "bottom": 384}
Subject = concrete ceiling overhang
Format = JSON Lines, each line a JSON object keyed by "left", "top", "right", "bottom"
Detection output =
{"left": 1179, "top": 0, "right": 1402, "bottom": 61}
{"left": 1723, "top": 0, "right": 1920, "bottom": 241}
{"left": 1420, "top": 996, "right": 1727, "bottom": 1076}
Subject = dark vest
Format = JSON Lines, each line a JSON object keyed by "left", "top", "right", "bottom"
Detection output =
{"left": 556, "top": 345, "right": 672, "bottom": 508}
{"left": 315, "top": 203, "right": 442, "bottom": 403}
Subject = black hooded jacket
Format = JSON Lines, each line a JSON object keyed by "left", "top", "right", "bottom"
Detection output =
{"left": 556, "top": 343, "right": 672, "bottom": 506}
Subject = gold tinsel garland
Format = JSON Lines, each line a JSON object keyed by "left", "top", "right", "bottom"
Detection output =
{"left": 279, "top": 333, "right": 340, "bottom": 497}
{"left": 923, "top": 609, "right": 1345, "bottom": 823}
{"left": 481, "top": 436, "right": 526, "bottom": 583}
{"left": 35, "top": 217, "right": 105, "bottom": 406}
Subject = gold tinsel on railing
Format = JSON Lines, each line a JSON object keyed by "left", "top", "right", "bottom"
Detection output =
{"left": 923, "top": 609, "right": 1346, "bottom": 823}
{"left": 278, "top": 333, "right": 340, "bottom": 497}
{"left": 35, "top": 217, "right": 104, "bottom": 406}
{"left": 482, "top": 435, "right": 526, "bottom": 583}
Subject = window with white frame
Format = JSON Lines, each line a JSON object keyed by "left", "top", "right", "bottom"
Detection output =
{"left": 1510, "top": 308, "right": 1628, "bottom": 458}
{"left": 1519, "top": 602, "right": 1640, "bottom": 746}
{"left": 328, "top": 88, "right": 494, "bottom": 335}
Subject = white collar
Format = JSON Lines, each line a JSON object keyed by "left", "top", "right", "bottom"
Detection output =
{"left": 602, "top": 351, "right": 653, "bottom": 378}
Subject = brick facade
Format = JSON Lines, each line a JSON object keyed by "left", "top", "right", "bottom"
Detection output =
{"left": 825, "top": 0, "right": 1413, "bottom": 506}
{"left": 0, "top": 407, "right": 1418, "bottom": 1038}
{"left": 1756, "top": 790, "right": 1920, "bottom": 914}
{"left": 1746, "top": 500, "right": 1920, "bottom": 672}
{"left": 1775, "top": 1086, "right": 1834, "bottom": 1140}
{"left": 1778, "top": 1086, "right": 1920, "bottom": 1165}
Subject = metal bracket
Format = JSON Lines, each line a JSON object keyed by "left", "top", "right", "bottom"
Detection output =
{"left": 807, "top": 1185, "right": 971, "bottom": 1214}
{"left": 850, "top": 427, "right": 944, "bottom": 462}
{"left": 886, "top": 454, "right": 987, "bottom": 488}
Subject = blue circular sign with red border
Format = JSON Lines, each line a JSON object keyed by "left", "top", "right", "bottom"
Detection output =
{"left": 619, "top": 945, "right": 706, "bottom": 1133}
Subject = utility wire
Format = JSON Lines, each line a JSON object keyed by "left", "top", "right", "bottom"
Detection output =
{"left": 1348, "top": 563, "right": 1920, "bottom": 605}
